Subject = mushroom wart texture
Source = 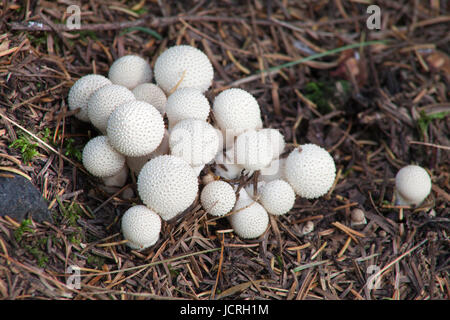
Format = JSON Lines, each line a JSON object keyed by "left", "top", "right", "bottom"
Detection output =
{"left": 108, "top": 55, "right": 152, "bottom": 90}
{"left": 121, "top": 205, "right": 161, "bottom": 250}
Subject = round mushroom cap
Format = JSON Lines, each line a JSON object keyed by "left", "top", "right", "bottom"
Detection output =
{"left": 87, "top": 84, "right": 136, "bottom": 133}
{"left": 200, "top": 180, "right": 236, "bottom": 217}
{"left": 213, "top": 88, "right": 262, "bottom": 139}
{"left": 166, "top": 88, "right": 210, "bottom": 128}
{"left": 284, "top": 144, "right": 336, "bottom": 199}
{"left": 234, "top": 130, "right": 273, "bottom": 171}
{"left": 68, "top": 74, "right": 112, "bottom": 122}
{"left": 82, "top": 136, "right": 125, "bottom": 178}
{"left": 259, "top": 179, "right": 296, "bottom": 216}
{"left": 107, "top": 100, "right": 165, "bottom": 157}
{"left": 132, "top": 83, "right": 167, "bottom": 116}
{"left": 169, "top": 119, "right": 220, "bottom": 166}
{"left": 259, "top": 128, "right": 285, "bottom": 160}
{"left": 108, "top": 55, "right": 152, "bottom": 90}
{"left": 154, "top": 45, "right": 213, "bottom": 94}
{"left": 121, "top": 205, "right": 161, "bottom": 250}
{"left": 137, "top": 155, "right": 199, "bottom": 221}
{"left": 229, "top": 189, "right": 269, "bottom": 239}
{"left": 395, "top": 165, "right": 432, "bottom": 206}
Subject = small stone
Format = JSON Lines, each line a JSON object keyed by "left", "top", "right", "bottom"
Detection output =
{"left": 0, "top": 174, "right": 52, "bottom": 223}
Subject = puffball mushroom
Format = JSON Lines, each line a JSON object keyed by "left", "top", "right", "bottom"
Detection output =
{"left": 121, "top": 205, "right": 161, "bottom": 250}
{"left": 107, "top": 100, "right": 165, "bottom": 157}
{"left": 154, "top": 45, "right": 214, "bottom": 94}
{"left": 137, "top": 155, "right": 199, "bottom": 221}
{"left": 68, "top": 74, "right": 112, "bottom": 122}
{"left": 132, "top": 83, "right": 167, "bottom": 116}
{"left": 284, "top": 144, "right": 336, "bottom": 199}
{"left": 213, "top": 88, "right": 262, "bottom": 146}
{"left": 228, "top": 189, "right": 269, "bottom": 239}
{"left": 87, "top": 84, "right": 136, "bottom": 133}
{"left": 200, "top": 180, "right": 236, "bottom": 216}
{"left": 259, "top": 179, "right": 296, "bottom": 216}
{"left": 395, "top": 165, "right": 432, "bottom": 206}
{"left": 234, "top": 129, "right": 273, "bottom": 171}
{"left": 169, "top": 119, "right": 220, "bottom": 167}
{"left": 165, "top": 88, "right": 210, "bottom": 129}
{"left": 82, "top": 136, "right": 125, "bottom": 178}
{"left": 108, "top": 55, "right": 152, "bottom": 90}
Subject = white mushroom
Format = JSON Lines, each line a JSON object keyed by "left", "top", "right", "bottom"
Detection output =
{"left": 234, "top": 129, "right": 273, "bottom": 171}
{"left": 121, "top": 205, "right": 161, "bottom": 250}
{"left": 154, "top": 45, "right": 213, "bottom": 94}
{"left": 106, "top": 100, "right": 165, "bottom": 157}
{"left": 350, "top": 208, "right": 367, "bottom": 227}
{"left": 108, "top": 55, "right": 152, "bottom": 90}
{"left": 165, "top": 88, "right": 210, "bottom": 129}
{"left": 395, "top": 165, "right": 432, "bottom": 206}
{"left": 82, "top": 136, "right": 125, "bottom": 178}
{"left": 259, "top": 179, "right": 296, "bottom": 216}
{"left": 169, "top": 119, "right": 219, "bottom": 167}
{"left": 132, "top": 83, "right": 167, "bottom": 116}
{"left": 284, "top": 144, "right": 336, "bottom": 199}
{"left": 87, "top": 84, "right": 136, "bottom": 133}
{"left": 126, "top": 129, "right": 169, "bottom": 175}
{"left": 228, "top": 188, "right": 269, "bottom": 239}
{"left": 68, "top": 74, "right": 112, "bottom": 122}
{"left": 200, "top": 180, "right": 236, "bottom": 217}
{"left": 212, "top": 88, "right": 262, "bottom": 146}
{"left": 137, "top": 155, "right": 199, "bottom": 221}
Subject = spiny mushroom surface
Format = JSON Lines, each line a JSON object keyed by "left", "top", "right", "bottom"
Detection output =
{"left": 284, "top": 144, "right": 336, "bottom": 199}
{"left": 87, "top": 84, "right": 136, "bottom": 133}
{"left": 200, "top": 180, "right": 236, "bottom": 216}
{"left": 165, "top": 88, "right": 210, "bottom": 128}
{"left": 212, "top": 88, "right": 262, "bottom": 146}
{"left": 259, "top": 179, "right": 296, "bottom": 216}
{"left": 106, "top": 100, "right": 165, "bottom": 157}
{"left": 228, "top": 189, "right": 269, "bottom": 239}
{"left": 169, "top": 119, "right": 219, "bottom": 166}
{"left": 108, "top": 55, "right": 152, "bottom": 90}
{"left": 82, "top": 136, "right": 125, "bottom": 178}
{"left": 137, "top": 155, "right": 199, "bottom": 221}
{"left": 154, "top": 45, "right": 214, "bottom": 94}
{"left": 132, "top": 83, "right": 167, "bottom": 116}
{"left": 121, "top": 205, "right": 161, "bottom": 250}
{"left": 395, "top": 165, "right": 432, "bottom": 206}
{"left": 68, "top": 74, "right": 112, "bottom": 122}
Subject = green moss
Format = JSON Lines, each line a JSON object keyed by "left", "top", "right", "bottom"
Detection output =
{"left": 9, "top": 131, "right": 39, "bottom": 164}
{"left": 303, "top": 80, "right": 351, "bottom": 114}
{"left": 14, "top": 219, "right": 34, "bottom": 242}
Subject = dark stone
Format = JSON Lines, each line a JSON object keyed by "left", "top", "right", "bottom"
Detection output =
{"left": 0, "top": 173, "right": 52, "bottom": 223}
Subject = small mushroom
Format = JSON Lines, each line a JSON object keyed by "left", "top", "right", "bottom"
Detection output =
{"left": 165, "top": 88, "right": 211, "bottom": 129}
{"left": 228, "top": 189, "right": 269, "bottom": 239}
{"left": 108, "top": 55, "right": 152, "bottom": 90}
{"left": 350, "top": 208, "right": 367, "bottom": 227}
{"left": 121, "top": 205, "right": 161, "bottom": 250}
{"left": 137, "top": 155, "right": 199, "bottom": 221}
{"left": 68, "top": 74, "right": 112, "bottom": 122}
{"left": 200, "top": 180, "right": 236, "bottom": 217}
{"left": 154, "top": 45, "right": 214, "bottom": 94}
{"left": 395, "top": 165, "right": 432, "bottom": 206}
{"left": 106, "top": 100, "right": 165, "bottom": 157}
{"left": 169, "top": 119, "right": 220, "bottom": 167}
{"left": 87, "top": 84, "right": 136, "bottom": 133}
{"left": 284, "top": 144, "right": 336, "bottom": 199}
{"left": 212, "top": 88, "right": 262, "bottom": 147}
{"left": 259, "top": 179, "right": 296, "bottom": 216}
{"left": 82, "top": 136, "right": 125, "bottom": 179}
{"left": 132, "top": 83, "right": 167, "bottom": 116}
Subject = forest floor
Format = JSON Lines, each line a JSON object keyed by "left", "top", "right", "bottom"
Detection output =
{"left": 0, "top": 0, "right": 449, "bottom": 300}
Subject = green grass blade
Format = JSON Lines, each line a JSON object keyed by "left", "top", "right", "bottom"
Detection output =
{"left": 120, "top": 26, "right": 162, "bottom": 40}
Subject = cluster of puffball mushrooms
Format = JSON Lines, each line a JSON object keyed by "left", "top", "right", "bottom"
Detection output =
{"left": 68, "top": 45, "right": 433, "bottom": 251}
